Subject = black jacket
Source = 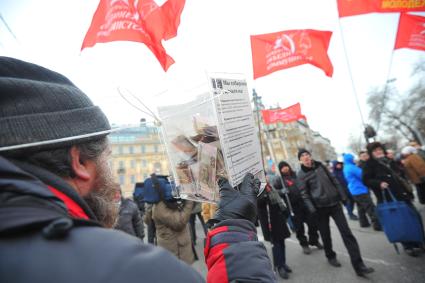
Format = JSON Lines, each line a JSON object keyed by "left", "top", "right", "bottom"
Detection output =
{"left": 115, "top": 198, "right": 144, "bottom": 240}
{"left": 362, "top": 158, "right": 412, "bottom": 203}
{"left": 297, "top": 161, "right": 347, "bottom": 213}
{"left": 273, "top": 174, "right": 303, "bottom": 207}
{"left": 258, "top": 185, "right": 290, "bottom": 243}
{"left": 0, "top": 157, "right": 203, "bottom": 283}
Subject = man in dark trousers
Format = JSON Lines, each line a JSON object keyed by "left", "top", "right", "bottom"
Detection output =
{"left": 297, "top": 149, "right": 374, "bottom": 277}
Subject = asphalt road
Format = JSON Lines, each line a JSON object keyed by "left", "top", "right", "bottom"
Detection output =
{"left": 190, "top": 202, "right": 425, "bottom": 283}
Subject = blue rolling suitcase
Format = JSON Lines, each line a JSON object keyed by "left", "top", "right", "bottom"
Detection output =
{"left": 376, "top": 188, "right": 424, "bottom": 250}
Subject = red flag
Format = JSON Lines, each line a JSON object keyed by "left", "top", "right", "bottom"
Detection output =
{"left": 395, "top": 13, "right": 425, "bottom": 51}
{"left": 337, "top": 0, "right": 425, "bottom": 18}
{"left": 250, "top": 29, "right": 333, "bottom": 79}
{"left": 139, "top": 0, "right": 186, "bottom": 41}
{"left": 81, "top": 0, "right": 185, "bottom": 71}
{"left": 261, "top": 103, "right": 307, "bottom": 125}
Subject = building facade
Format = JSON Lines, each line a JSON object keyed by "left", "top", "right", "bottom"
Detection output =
{"left": 109, "top": 124, "right": 169, "bottom": 197}
{"left": 252, "top": 89, "right": 337, "bottom": 172}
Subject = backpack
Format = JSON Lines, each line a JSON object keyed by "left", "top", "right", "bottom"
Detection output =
{"left": 135, "top": 174, "right": 174, "bottom": 204}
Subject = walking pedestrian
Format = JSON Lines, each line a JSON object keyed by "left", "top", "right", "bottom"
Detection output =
{"left": 332, "top": 161, "right": 358, "bottom": 220}
{"left": 189, "top": 201, "right": 207, "bottom": 245}
{"left": 258, "top": 183, "right": 292, "bottom": 279}
{"left": 363, "top": 142, "right": 424, "bottom": 257}
{"left": 115, "top": 189, "right": 145, "bottom": 241}
{"left": 297, "top": 149, "right": 374, "bottom": 277}
{"left": 401, "top": 146, "right": 425, "bottom": 204}
{"left": 343, "top": 153, "right": 381, "bottom": 230}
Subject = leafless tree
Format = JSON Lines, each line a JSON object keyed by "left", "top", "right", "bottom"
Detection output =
{"left": 367, "top": 59, "right": 425, "bottom": 146}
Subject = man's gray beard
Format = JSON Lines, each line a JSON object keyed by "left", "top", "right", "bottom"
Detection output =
{"left": 84, "top": 161, "right": 119, "bottom": 228}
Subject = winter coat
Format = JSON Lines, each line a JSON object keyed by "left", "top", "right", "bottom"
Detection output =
{"left": 273, "top": 173, "right": 303, "bottom": 207}
{"left": 298, "top": 161, "right": 347, "bottom": 213}
{"left": 145, "top": 200, "right": 194, "bottom": 264}
{"left": 0, "top": 157, "right": 203, "bottom": 283}
{"left": 115, "top": 198, "right": 144, "bottom": 240}
{"left": 201, "top": 203, "right": 217, "bottom": 222}
{"left": 362, "top": 157, "right": 412, "bottom": 203}
{"left": 257, "top": 185, "right": 291, "bottom": 243}
{"left": 403, "top": 154, "right": 425, "bottom": 185}
{"left": 332, "top": 162, "right": 348, "bottom": 188}
{"left": 343, "top": 154, "right": 369, "bottom": 196}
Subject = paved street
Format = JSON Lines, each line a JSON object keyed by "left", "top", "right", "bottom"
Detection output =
{"left": 191, "top": 203, "right": 425, "bottom": 283}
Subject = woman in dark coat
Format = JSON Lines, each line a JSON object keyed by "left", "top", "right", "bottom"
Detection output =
{"left": 273, "top": 161, "right": 322, "bottom": 255}
{"left": 362, "top": 142, "right": 424, "bottom": 257}
{"left": 258, "top": 181, "right": 292, "bottom": 280}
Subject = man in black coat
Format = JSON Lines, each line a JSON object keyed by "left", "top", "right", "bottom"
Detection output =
{"left": 273, "top": 161, "right": 322, "bottom": 255}
{"left": 0, "top": 57, "right": 276, "bottom": 283}
{"left": 115, "top": 189, "right": 145, "bottom": 242}
{"left": 297, "top": 149, "right": 374, "bottom": 277}
{"left": 362, "top": 142, "right": 424, "bottom": 257}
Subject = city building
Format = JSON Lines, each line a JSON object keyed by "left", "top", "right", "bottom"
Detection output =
{"left": 252, "top": 89, "right": 337, "bottom": 172}
{"left": 109, "top": 123, "right": 169, "bottom": 197}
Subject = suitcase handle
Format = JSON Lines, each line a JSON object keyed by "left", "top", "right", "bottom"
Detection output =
{"left": 381, "top": 187, "right": 397, "bottom": 203}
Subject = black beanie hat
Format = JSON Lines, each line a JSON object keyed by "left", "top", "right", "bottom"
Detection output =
{"left": 278, "top": 161, "right": 290, "bottom": 172}
{"left": 298, "top": 148, "right": 311, "bottom": 160}
{"left": 0, "top": 57, "right": 111, "bottom": 152}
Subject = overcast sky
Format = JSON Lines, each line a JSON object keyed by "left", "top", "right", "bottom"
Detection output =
{"left": 1, "top": 0, "right": 424, "bottom": 154}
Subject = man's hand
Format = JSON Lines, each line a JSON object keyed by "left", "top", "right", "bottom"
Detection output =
{"left": 380, "top": 182, "right": 389, "bottom": 190}
{"left": 213, "top": 173, "right": 260, "bottom": 224}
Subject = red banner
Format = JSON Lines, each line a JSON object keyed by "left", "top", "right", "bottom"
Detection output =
{"left": 250, "top": 29, "right": 333, "bottom": 79}
{"left": 337, "top": 0, "right": 425, "bottom": 18}
{"left": 261, "top": 103, "right": 306, "bottom": 125}
{"left": 81, "top": 0, "right": 185, "bottom": 71}
{"left": 395, "top": 13, "right": 425, "bottom": 51}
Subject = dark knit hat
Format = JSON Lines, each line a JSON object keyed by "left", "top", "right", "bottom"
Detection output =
{"left": 0, "top": 57, "right": 112, "bottom": 152}
{"left": 298, "top": 148, "right": 311, "bottom": 160}
{"left": 366, "top": 142, "right": 386, "bottom": 156}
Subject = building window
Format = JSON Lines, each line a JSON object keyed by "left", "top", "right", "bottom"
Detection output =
{"left": 142, "top": 160, "right": 147, "bottom": 167}
{"left": 129, "top": 146, "right": 134, "bottom": 154}
{"left": 154, "top": 145, "right": 158, "bottom": 153}
{"left": 143, "top": 173, "right": 148, "bottom": 180}
{"left": 154, "top": 162, "right": 162, "bottom": 172}
{"left": 119, "top": 160, "right": 125, "bottom": 169}
{"left": 141, "top": 145, "right": 146, "bottom": 153}
{"left": 119, "top": 175, "right": 125, "bottom": 185}
{"left": 118, "top": 146, "right": 123, "bottom": 154}
{"left": 130, "top": 175, "right": 136, "bottom": 184}
{"left": 130, "top": 160, "right": 136, "bottom": 169}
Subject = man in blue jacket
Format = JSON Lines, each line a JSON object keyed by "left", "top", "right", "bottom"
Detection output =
{"left": 343, "top": 153, "right": 381, "bottom": 231}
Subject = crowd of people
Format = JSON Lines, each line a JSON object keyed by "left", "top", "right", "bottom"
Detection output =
{"left": 0, "top": 57, "right": 424, "bottom": 282}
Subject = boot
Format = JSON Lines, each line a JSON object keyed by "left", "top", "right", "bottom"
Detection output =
{"left": 328, "top": 258, "right": 341, "bottom": 267}
{"left": 349, "top": 214, "right": 359, "bottom": 221}
{"left": 355, "top": 263, "right": 375, "bottom": 277}
{"left": 372, "top": 222, "right": 382, "bottom": 231}
{"left": 283, "top": 264, "right": 292, "bottom": 273}
{"left": 302, "top": 246, "right": 312, "bottom": 255}
{"left": 312, "top": 242, "right": 323, "bottom": 250}
{"left": 405, "top": 248, "right": 419, "bottom": 257}
{"left": 277, "top": 267, "right": 289, "bottom": 279}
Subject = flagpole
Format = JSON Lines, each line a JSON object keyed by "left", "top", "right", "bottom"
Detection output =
{"left": 261, "top": 121, "right": 294, "bottom": 216}
{"left": 337, "top": 19, "right": 366, "bottom": 127}
{"left": 376, "top": 13, "right": 401, "bottom": 133}
{"left": 252, "top": 89, "right": 266, "bottom": 169}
